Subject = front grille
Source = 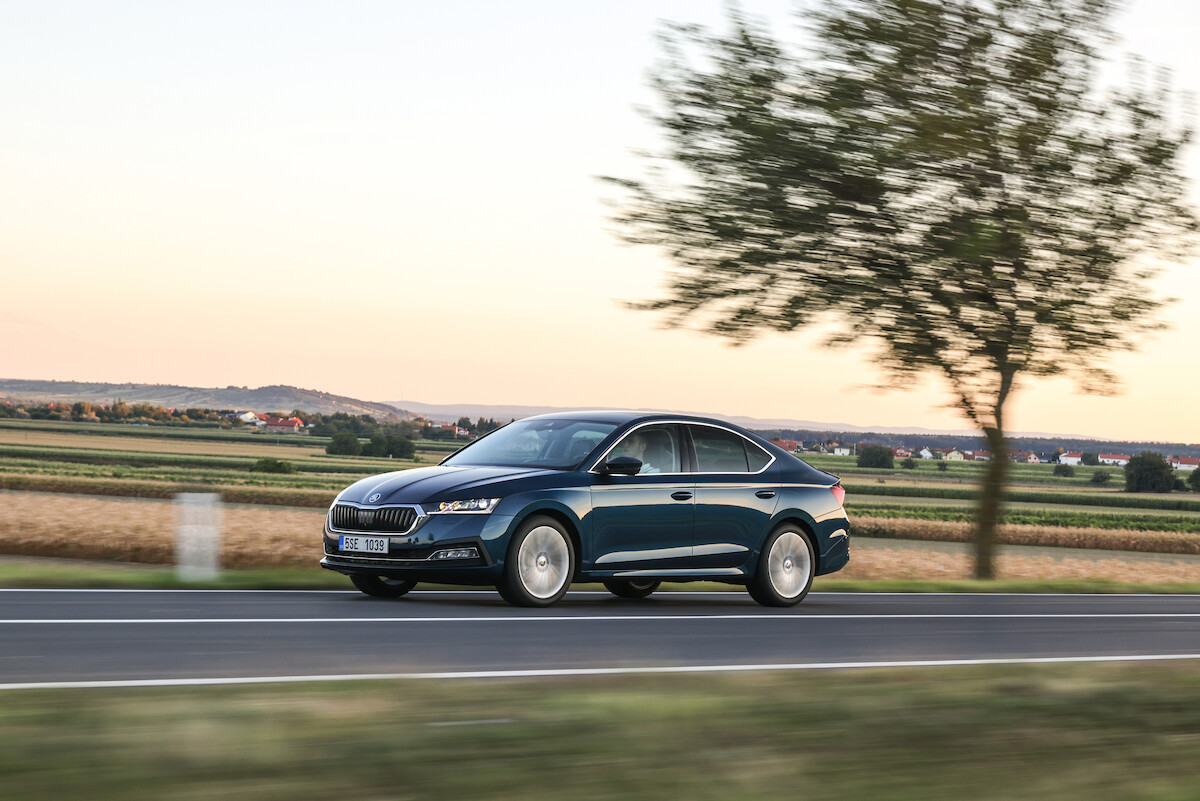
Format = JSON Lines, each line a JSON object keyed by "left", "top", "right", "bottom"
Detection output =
{"left": 330, "top": 504, "right": 418, "bottom": 533}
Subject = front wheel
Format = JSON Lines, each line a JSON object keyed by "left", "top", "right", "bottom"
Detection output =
{"left": 497, "top": 516, "right": 575, "bottom": 607}
{"left": 748, "top": 526, "right": 815, "bottom": 607}
{"left": 350, "top": 574, "right": 417, "bottom": 598}
{"left": 603, "top": 579, "right": 661, "bottom": 599}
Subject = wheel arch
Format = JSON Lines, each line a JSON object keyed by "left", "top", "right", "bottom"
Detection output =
{"left": 511, "top": 505, "right": 583, "bottom": 578}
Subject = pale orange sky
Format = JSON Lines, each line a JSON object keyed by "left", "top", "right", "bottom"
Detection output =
{"left": 2, "top": 1, "right": 1198, "bottom": 442}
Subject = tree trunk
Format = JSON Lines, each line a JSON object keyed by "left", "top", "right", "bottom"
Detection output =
{"left": 974, "top": 426, "right": 1009, "bottom": 579}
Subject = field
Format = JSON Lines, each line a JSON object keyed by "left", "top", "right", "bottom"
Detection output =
{"left": 3, "top": 419, "right": 1200, "bottom": 584}
{"left": 5, "top": 664, "right": 1200, "bottom": 800}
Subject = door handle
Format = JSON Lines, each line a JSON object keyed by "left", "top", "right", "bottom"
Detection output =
{"left": 755, "top": 490, "right": 776, "bottom": 499}
{"left": 670, "top": 491, "right": 693, "bottom": 501}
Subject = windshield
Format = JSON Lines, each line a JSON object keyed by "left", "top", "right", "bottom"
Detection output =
{"left": 442, "top": 419, "right": 618, "bottom": 470}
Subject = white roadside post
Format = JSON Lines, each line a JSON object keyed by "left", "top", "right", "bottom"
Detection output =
{"left": 176, "top": 493, "right": 222, "bottom": 581}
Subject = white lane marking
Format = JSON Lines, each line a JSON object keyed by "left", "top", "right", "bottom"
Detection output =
{"left": 2, "top": 653, "right": 1199, "bottom": 690}
{"left": 0, "top": 588, "right": 1198, "bottom": 598}
{"left": 2, "top": 613, "right": 1199, "bottom": 624}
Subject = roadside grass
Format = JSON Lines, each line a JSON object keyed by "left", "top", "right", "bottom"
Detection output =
{"left": 3, "top": 559, "right": 1200, "bottom": 594}
{"left": 5, "top": 665, "right": 1200, "bottom": 800}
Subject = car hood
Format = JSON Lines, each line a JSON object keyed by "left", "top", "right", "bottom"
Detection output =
{"left": 336, "top": 465, "right": 565, "bottom": 506}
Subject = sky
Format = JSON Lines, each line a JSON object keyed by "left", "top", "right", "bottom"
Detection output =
{"left": 2, "top": 0, "right": 1199, "bottom": 442}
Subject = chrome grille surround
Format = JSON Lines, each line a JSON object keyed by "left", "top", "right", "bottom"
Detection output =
{"left": 328, "top": 502, "right": 424, "bottom": 535}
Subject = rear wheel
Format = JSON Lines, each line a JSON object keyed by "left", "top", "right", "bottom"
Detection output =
{"left": 350, "top": 574, "right": 416, "bottom": 598}
{"left": 497, "top": 516, "right": 575, "bottom": 607}
{"left": 748, "top": 525, "right": 815, "bottom": 607}
{"left": 602, "top": 579, "right": 661, "bottom": 599}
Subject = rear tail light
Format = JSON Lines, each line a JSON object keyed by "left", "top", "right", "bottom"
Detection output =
{"left": 830, "top": 484, "right": 845, "bottom": 507}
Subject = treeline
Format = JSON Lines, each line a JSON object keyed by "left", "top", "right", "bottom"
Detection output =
{"left": 0, "top": 400, "right": 243, "bottom": 426}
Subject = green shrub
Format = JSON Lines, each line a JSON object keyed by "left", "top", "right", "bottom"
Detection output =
{"left": 1090, "top": 469, "right": 1112, "bottom": 485}
{"left": 857, "top": 445, "right": 894, "bottom": 469}
{"left": 1081, "top": 452, "right": 1100, "bottom": 466}
{"left": 326, "top": 432, "right": 362, "bottom": 456}
{"left": 250, "top": 458, "right": 296, "bottom": 474}
{"left": 1053, "top": 464, "right": 1075, "bottom": 478}
{"left": 937, "top": 462, "right": 948, "bottom": 472}
{"left": 1189, "top": 469, "right": 1200, "bottom": 493}
{"left": 1124, "top": 452, "right": 1175, "bottom": 493}
{"left": 901, "top": 457, "right": 917, "bottom": 470}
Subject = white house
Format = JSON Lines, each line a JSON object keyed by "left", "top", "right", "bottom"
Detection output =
{"left": 918, "top": 447, "right": 934, "bottom": 460}
{"left": 833, "top": 446, "right": 851, "bottom": 457}
{"left": 1098, "top": 453, "right": 1132, "bottom": 467}
{"left": 1168, "top": 457, "right": 1199, "bottom": 471}
{"left": 1059, "top": 451, "right": 1084, "bottom": 466}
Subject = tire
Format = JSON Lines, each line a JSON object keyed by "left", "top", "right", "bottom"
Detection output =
{"left": 748, "top": 525, "right": 815, "bottom": 607}
{"left": 350, "top": 574, "right": 416, "bottom": 598}
{"left": 602, "top": 579, "right": 661, "bottom": 599}
{"left": 497, "top": 516, "right": 575, "bottom": 607}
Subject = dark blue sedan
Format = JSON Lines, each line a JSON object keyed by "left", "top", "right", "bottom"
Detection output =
{"left": 320, "top": 412, "right": 849, "bottom": 606}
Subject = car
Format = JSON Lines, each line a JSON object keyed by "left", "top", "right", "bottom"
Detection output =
{"left": 320, "top": 411, "right": 849, "bottom": 607}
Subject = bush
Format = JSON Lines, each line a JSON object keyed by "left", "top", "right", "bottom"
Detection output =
{"left": 327, "top": 432, "right": 363, "bottom": 456}
{"left": 937, "top": 462, "right": 948, "bottom": 472}
{"left": 1190, "top": 469, "right": 1200, "bottom": 493}
{"left": 901, "top": 457, "right": 917, "bottom": 470}
{"left": 1090, "top": 469, "right": 1112, "bottom": 485}
{"left": 1081, "top": 452, "right": 1100, "bottom": 466}
{"left": 1053, "top": 464, "right": 1075, "bottom": 478}
{"left": 1124, "top": 452, "right": 1175, "bottom": 493}
{"left": 362, "top": 434, "right": 416, "bottom": 459}
{"left": 250, "top": 458, "right": 296, "bottom": 474}
{"left": 857, "top": 445, "right": 894, "bottom": 469}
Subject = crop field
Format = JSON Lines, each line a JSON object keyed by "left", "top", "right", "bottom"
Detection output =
{"left": 2, "top": 419, "right": 1200, "bottom": 584}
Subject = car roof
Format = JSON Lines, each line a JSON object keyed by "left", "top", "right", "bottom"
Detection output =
{"left": 519, "top": 410, "right": 747, "bottom": 428}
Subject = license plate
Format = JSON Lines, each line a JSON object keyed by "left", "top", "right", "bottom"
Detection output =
{"left": 339, "top": 535, "right": 389, "bottom": 555}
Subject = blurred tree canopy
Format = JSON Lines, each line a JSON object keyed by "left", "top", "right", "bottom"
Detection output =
{"left": 607, "top": 0, "right": 1196, "bottom": 577}
{"left": 1123, "top": 452, "right": 1176, "bottom": 493}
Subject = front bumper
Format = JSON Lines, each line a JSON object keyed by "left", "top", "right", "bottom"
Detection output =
{"left": 320, "top": 510, "right": 514, "bottom": 584}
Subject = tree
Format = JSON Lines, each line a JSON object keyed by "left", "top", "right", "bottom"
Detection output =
{"left": 937, "top": 462, "right": 949, "bottom": 472}
{"left": 901, "top": 457, "right": 917, "bottom": 470}
{"left": 1123, "top": 452, "right": 1175, "bottom": 493}
{"left": 857, "top": 445, "right": 894, "bottom": 469}
{"left": 1053, "top": 464, "right": 1075, "bottom": 478}
{"left": 1188, "top": 469, "right": 1200, "bottom": 493}
{"left": 327, "top": 432, "right": 362, "bottom": 457}
{"left": 606, "top": 1, "right": 1195, "bottom": 578}
{"left": 1090, "top": 469, "right": 1112, "bottom": 485}
{"left": 1081, "top": 453, "right": 1101, "bottom": 467}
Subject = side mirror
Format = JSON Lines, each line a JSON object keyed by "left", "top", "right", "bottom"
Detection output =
{"left": 601, "top": 456, "right": 642, "bottom": 476}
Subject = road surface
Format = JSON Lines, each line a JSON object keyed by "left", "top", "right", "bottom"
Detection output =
{"left": 2, "top": 589, "right": 1199, "bottom": 688}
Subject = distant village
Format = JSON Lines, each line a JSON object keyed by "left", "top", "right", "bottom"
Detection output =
{"left": 767, "top": 438, "right": 1200, "bottom": 472}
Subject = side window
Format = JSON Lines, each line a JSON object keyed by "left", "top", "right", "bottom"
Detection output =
{"left": 745, "top": 441, "right": 772, "bottom": 472}
{"left": 690, "top": 426, "right": 749, "bottom": 473}
{"left": 608, "top": 424, "right": 681, "bottom": 474}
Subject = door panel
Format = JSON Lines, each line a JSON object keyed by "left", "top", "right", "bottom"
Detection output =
{"left": 687, "top": 425, "right": 780, "bottom": 567}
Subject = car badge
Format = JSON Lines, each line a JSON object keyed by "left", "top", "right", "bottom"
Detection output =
{"left": 367, "top": 493, "right": 382, "bottom": 503}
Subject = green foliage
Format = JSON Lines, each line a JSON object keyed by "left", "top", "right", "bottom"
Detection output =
{"left": 249, "top": 458, "right": 296, "bottom": 474}
{"left": 326, "top": 432, "right": 363, "bottom": 457}
{"left": 857, "top": 445, "right": 894, "bottom": 469}
{"left": 937, "top": 461, "right": 948, "bottom": 472}
{"left": 1053, "top": 464, "right": 1075, "bottom": 478}
{"left": 901, "top": 457, "right": 917, "bottom": 470}
{"left": 362, "top": 434, "right": 416, "bottom": 459}
{"left": 1081, "top": 453, "right": 1101, "bottom": 466}
{"left": 1090, "top": 469, "right": 1112, "bottom": 485}
{"left": 609, "top": 0, "right": 1196, "bottom": 578}
{"left": 1124, "top": 452, "right": 1176, "bottom": 493}
{"left": 1189, "top": 469, "right": 1200, "bottom": 493}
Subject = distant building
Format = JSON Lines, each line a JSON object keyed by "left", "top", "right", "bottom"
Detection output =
{"left": 1059, "top": 451, "right": 1084, "bottom": 466}
{"left": 441, "top": 424, "right": 469, "bottom": 437}
{"left": 1168, "top": 457, "right": 1199, "bottom": 472}
{"left": 1024, "top": 452, "right": 1042, "bottom": 464}
{"left": 771, "top": 439, "right": 801, "bottom": 453}
{"left": 944, "top": 450, "right": 964, "bottom": 461}
{"left": 833, "top": 446, "right": 851, "bottom": 457}
{"left": 1098, "top": 453, "right": 1132, "bottom": 467}
{"left": 918, "top": 447, "right": 934, "bottom": 460}
{"left": 893, "top": 447, "right": 912, "bottom": 458}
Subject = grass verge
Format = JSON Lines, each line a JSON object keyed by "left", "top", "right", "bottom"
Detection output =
{"left": 4, "top": 665, "right": 1200, "bottom": 800}
{"left": 2, "top": 560, "right": 1199, "bottom": 594}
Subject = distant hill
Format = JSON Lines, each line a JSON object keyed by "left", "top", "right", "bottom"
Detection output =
{"left": 0, "top": 380, "right": 409, "bottom": 421}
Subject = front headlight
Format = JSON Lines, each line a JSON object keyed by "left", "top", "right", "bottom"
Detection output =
{"left": 432, "top": 497, "right": 500, "bottom": 514}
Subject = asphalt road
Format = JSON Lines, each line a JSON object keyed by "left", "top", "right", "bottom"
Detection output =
{"left": 2, "top": 589, "right": 1199, "bottom": 687}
